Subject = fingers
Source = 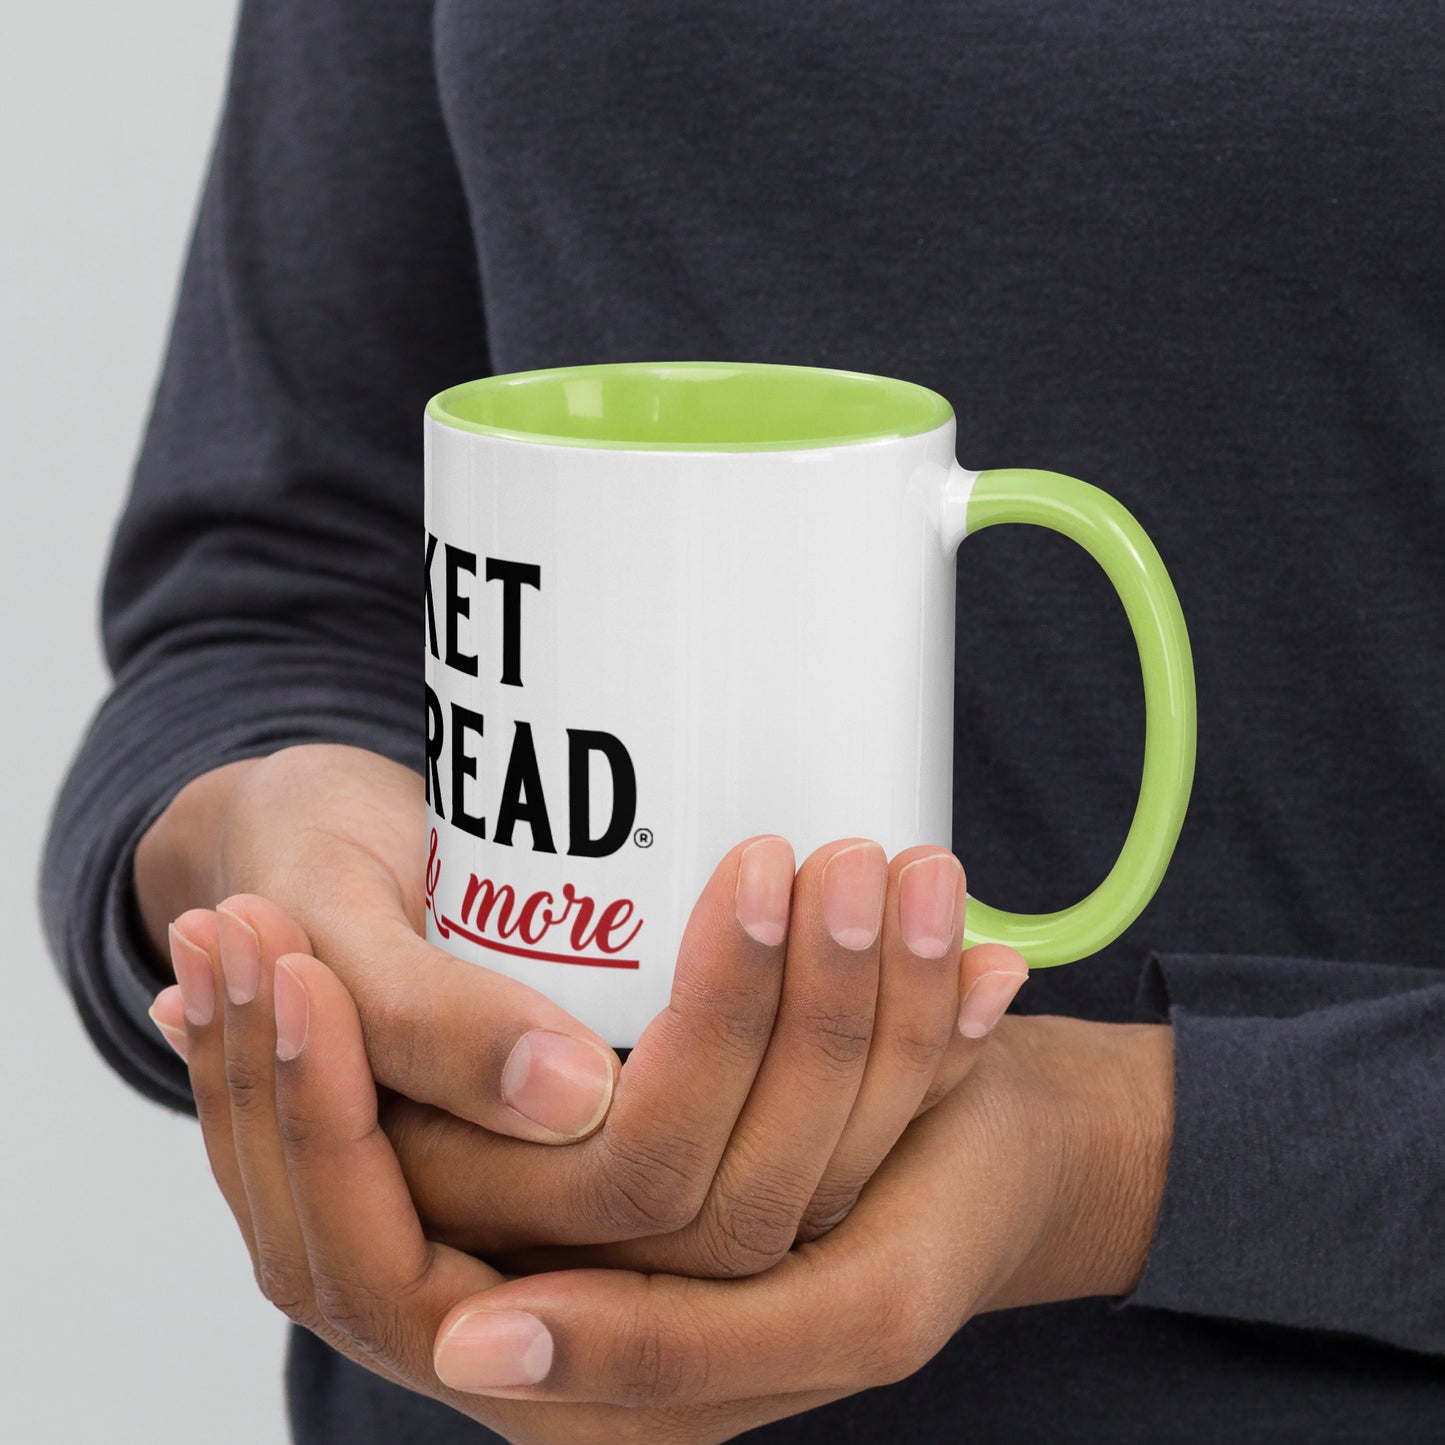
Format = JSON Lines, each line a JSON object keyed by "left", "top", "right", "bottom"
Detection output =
{"left": 912, "top": 942, "right": 1030, "bottom": 1115}
{"left": 270, "top": 953, "right": 501, "bottom": 1370}
{"left": 198, "top": 746, "right": 621, "bottom": 1145}
{"left": 428, "top": 1077, "right": 1011, "bottom": 1414}
{"left": 652, "top": 838, "right": 884, "bottom": 1275}
{"left": 796, "top": 846, "right": 966, "bottom": 1239}
{"left": 545, "top": 844, "right": 1006, "bottom": 1274}
{"left": 164, "top": 910, "right": 258, "bottom": 1253}
{"left": 956, "top": 942, "right": 1032, "bottom": 1040}
{"left": 147, "top": 983, "right": 189, "bottom": 1060}
{"left": 158, "top": 930, "right": 870, "bottom": 1438}
{"left": 152, "top": 909, "right": 985, "bottom": 1432}
{"left": 162, "top": 903, "right": 397, "bottom": 1375}
{"left": 394, "top": 838, "right": 888, "bottom": 1271}
{"left": 214, "top": 896, "right": 318, "bottom": 1295}
{"left": 386, "top": 838, "right": 1023, "bottom": 1275}
{"left": 581, "top": 836, "right": 793, "bottom": 1236}
{"left": 323, "top": 907, "right": 621, "bottom": 1145}
{"left": 155, "top": 918, "right": 506, "bottom": 1401}
{"left": 388, "top": 838, "right": 795, "bottom": 1254}
{"left": 431, "top": 1244, "right": 943, "bottom": 1409}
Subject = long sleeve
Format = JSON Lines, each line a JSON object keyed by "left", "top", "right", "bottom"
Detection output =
{"left": 1123, "top": 951, "right": 1445, "bottom": 1357}
{"left": 39, "top": 0, "right": 486, "bottom": 1111}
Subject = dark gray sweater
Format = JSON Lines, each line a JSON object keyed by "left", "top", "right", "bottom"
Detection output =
{"left": 41, "top": 1, "right": 1445, "bottom": 1440}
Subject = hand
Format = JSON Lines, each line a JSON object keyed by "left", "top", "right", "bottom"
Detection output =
{"left": 154, "top": 829, "right": 1029, "bottom": 1275}
{"left": 136, "top": 744, "right": 622, "bottom": 1142}
{"left": 147, "top": 943, "right": 1170, "bottom": 1445}
{"left": 386, "top": 833, "right": 1027, "bottom": 1274}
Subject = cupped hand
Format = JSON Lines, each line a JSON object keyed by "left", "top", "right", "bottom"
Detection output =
{"left": 146, "top": 936, "right": 1169, "bottom": 1445}
{"left": 136, "top": 744, "right": 621, "bottom": 1143}
{"left": 381, "top": 837, "right": 1027, "bottom": 1275}
{"left": 155, "top": 826, "right": 1027, "bottom": 1277}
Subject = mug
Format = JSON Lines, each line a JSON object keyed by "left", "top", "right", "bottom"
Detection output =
{"left": 423, "top": 360, "right": 1195, "bottom": 1047}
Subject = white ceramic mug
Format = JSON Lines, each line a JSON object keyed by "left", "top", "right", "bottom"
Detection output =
{"left": 423, "top": 361, "right": 1195, "bottom": 1046}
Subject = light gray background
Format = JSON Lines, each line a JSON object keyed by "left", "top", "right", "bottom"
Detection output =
{"left": 1, "top": 6, "right": 291, "bottom": 1441}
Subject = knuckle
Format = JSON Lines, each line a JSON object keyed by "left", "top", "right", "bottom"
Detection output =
{"left": 275, "top": 1103, "right": 329, "bottom": 1155}
{"left": 691, "top": 1189, "right": 799, "bottom": 1277}
{"left": 309, "top": 1263, "right": 420, "bottom": 1362}
{"left": 795, "top": 1188, "right": 861, "bottom": 1243}
{"left": 667, "top": 975, "right": 776, "bottom": 1058}
{"left": 279, "top": 1105, "right": 383, "bottom": 1160}
{"left": 613, "top": 1308, "right": 710, "bottom": 1408}
{"left": 255, "top": 1255, "right": 319, "bottom": 1328}
{"left": 191, "top": 1076, "right": 233, "bottom": 1136}
{"left": 888, "top": 1015, "right": 954, "bottom": 1075}
{"left": 793, "top": 1001, "right": 874, "bottom": 1074}
{"left": 597, "top": 1133, "right": 710, "bottom": 1235}
{"left": 311, "top": 1279, "right": 385, "bottom": 1352}
{"left": 223, "top": 1052, "right": 273, "bottom": 1115}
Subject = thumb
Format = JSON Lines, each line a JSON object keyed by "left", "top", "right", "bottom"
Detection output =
{"left": 233, "top": 891, "right": 620, "bottom": 1145}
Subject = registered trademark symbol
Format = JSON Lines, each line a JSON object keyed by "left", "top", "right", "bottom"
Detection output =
{"left": 634, "top": 827, "right": 654, "bottom": 848}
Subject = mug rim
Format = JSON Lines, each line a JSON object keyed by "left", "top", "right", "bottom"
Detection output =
{"left": 425, "top": 360, "right": 954, "bottom": 452}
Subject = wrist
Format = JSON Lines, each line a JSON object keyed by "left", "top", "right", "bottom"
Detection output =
{"left": 133, "top": 758, "right": 260, "bottom": 960}
{"left": 984, "top": 1014, "right": 1174, "bottom": 1310}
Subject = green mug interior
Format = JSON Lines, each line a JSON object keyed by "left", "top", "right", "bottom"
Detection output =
{"left": 426, "top": 360, "right": 953, "bottom": 451}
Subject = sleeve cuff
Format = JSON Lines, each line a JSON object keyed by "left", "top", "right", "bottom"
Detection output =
{"left": 1118, "top": 950, "right": 1445, "bottom": 1355}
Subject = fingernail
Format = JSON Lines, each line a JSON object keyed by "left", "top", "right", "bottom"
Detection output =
{"left": 821, "top": 842, "right": 887, "bottom": 951}
{"left": 898, "top": 854, "right": 962, "bottom": 959}
{"left": 735, "top": 836, "right": 793, "bottom": 946}
{"left": 169, "top": 924, "right": 215, "bottom": 1026}
{"left": 502, "top": 1030, "right": 615, "bottom": 1138}
{"left": 958, "top": 971, "right": 1027, "bottom": 1038}
{"left": 434, "top": 1309, "right": 553, "bottom": 1392}
{"left": 274, "top": 960, "right": 309, "bottom": 1061}
{"left": 148, "top": 985, "right": 189, "bottom": 1061}
{"left": 217, "top": 906, "right": 261, "bottom": 1005}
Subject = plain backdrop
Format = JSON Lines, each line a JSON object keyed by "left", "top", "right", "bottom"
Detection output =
{"left": 0, "top": 5, "right": 291, "bottom": 1442}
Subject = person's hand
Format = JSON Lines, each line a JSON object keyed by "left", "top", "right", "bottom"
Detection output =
{"left": 153, "top": 816, "right": 1029, "bottom": 1274}
{"left": 146, "top": 941, "right": 1170, "bottom": 1445}
{"left": 379, "top": 834, "right": 1027, "bottom": 1274}
{"left": 135, "top": 744, "right": 622, "bottom": 1143}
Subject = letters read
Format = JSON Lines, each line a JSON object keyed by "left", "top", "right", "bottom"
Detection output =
{"left": 423, "top": 533, "right": 638, "bottom": 858}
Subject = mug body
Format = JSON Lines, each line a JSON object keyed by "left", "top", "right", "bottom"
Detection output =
{"left": 423, "top": 362, "right": 961, "bottom": 1045}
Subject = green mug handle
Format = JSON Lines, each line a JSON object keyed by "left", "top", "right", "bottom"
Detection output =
{"left": 950, "top": 467, "right": 1197, "bottom": 966}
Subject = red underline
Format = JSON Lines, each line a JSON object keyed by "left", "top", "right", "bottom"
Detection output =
{"left": 439, "top": 913, "right": 640, "bottom": 969}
